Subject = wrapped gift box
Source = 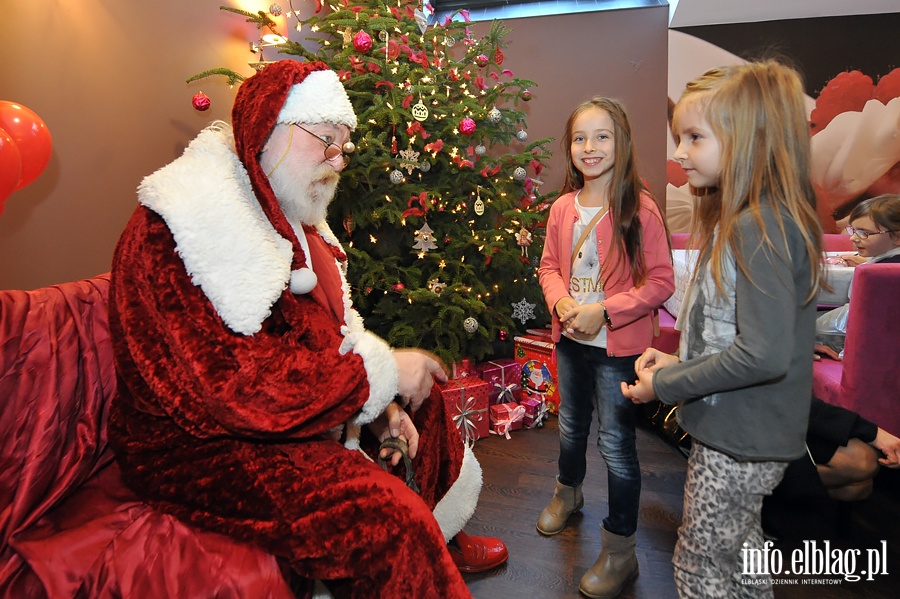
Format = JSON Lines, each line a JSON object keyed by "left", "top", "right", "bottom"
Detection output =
{"left": 439, "top": 376, "right": 490, "bottom": 444}
{"left": 514, "top": 332, "right": 560, "bottom": 413}
{"left": 520, "top": 396, "right": 550, "bottom": 428}
{"left": 489, "top": 401, "right": 525, "bottom": 438}
{"left": 474, "top": 358, "right": 522, "bottom": 405}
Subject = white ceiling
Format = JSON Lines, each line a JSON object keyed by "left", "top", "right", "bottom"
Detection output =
{"left": 669, "top": 0, "right": 900, "bottom": 27}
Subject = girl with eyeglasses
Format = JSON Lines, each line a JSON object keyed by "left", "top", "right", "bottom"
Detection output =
{"left": 816, "top": 194, "right": 900, "bottom": 359}
{"left": 832, "top": 193, "right": 900, "bottom": 267}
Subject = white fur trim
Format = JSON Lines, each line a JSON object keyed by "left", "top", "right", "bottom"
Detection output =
{"left": 138, "top": 126, "right": 292, "bottom": 335}
{"left": 290, "top": 268, "right": 318, "bottom": 294}
{"left": 340, "top": 330, "right": 399, "bottom": 426}
{"left": 312, "top": 580, "right": 332, "bottom": 599}
{"left": 432, "top": 445, "right": 482, "bottom": 542}
{"left": 278, "top": 70, "right": 357, "bottom": 130}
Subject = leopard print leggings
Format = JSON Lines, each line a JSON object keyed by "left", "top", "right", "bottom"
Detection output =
{"left": 673, "top": 441, "right": 787, "bottom": 599}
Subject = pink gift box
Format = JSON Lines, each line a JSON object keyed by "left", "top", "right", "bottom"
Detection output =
{"left": 489, "top": 401, "right": 525, "bottom": 438}
{"left": 475, "top": 358, "right": 522, "bottom": 405}
{"left": 439, "top": 377, "right": 490, "bottom": 444}
{"left": 520, "top": 396, "right": 549, "bottom": 428}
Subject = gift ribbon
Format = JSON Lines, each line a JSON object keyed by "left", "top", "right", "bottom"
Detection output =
{"left": 490, "top": 404, "right": 526, "bottom": 440}
{"left": 452, "top": 394, "right": 487, "bottom": 447}
{"left": 493, "top": 381, "right": 519, "bottom": 404}
{"left": 525, "top": 397, "right": 550, "bottom": 429}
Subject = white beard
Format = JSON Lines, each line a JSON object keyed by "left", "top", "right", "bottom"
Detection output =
{"left": 268, "top": 163, "right": 340, "bottom": 227}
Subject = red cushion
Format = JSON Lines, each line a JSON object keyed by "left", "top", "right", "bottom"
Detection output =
{"left": 0, "top": 276, "right": 294, "bottom": 598}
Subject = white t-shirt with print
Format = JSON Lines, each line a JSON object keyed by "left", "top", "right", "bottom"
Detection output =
{"left": 569, "top": 191, "right": 608, "bottom": 348}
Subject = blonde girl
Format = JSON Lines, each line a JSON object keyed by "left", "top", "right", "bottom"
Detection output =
{"left": 622, "top": 61, "right": 824, "bottom": 598}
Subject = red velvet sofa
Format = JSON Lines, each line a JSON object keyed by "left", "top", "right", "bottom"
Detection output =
{"left": 812, "top": 262, "right": 900, "bottom": 437}
{"left": 0, "top": 275, "right": 298, "bottom": 598}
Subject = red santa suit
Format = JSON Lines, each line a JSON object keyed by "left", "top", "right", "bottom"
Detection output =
{"left": 107, "top": 61, "right": 480, "bottom": 598}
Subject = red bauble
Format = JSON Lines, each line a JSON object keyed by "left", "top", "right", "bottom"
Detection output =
{"left": 494, "top": 48, "right": 504, "bottom": 65}
{"left": 499, "top": 329, "right": 508, "bottom": 342}
{"left": 353, "top": 31, "right": 373, "bottom": 53}
{"left": 391, "top": 282, "right": 405, "bottom": 292}
{"left": 521, "top": 89, "right": 532, "bottom": 101}
{"left": 475, "top": 54, "right": 488, "bottom": 68}
{"left": 192, "top": 92, "right": 211, "bottom": 112}
{"left": 459, "top": 117, "right": 476, "bottom": 136}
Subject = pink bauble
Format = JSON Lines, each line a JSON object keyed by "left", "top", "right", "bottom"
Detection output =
{"left": 475, "top": 54, "right": 488, "bottom": 68}
{"left": 192, "top": 92, "right": 211, "bottom": 112}
{"left": 459, "top": 117, "right": 476, "bottom": 136}
{"left": 353, "top": 31, "right": 373, "bottom": 53}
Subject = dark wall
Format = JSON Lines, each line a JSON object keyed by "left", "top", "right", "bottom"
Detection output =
{"left": 675, "top": 12, "right": 900, "bottom": 96}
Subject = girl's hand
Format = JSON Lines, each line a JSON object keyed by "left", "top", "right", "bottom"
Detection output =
{"left": 634, "top": 347, "right": 680, "bottom": 372}
{"left": 621, "top": 369, "right": 657, "bottom": 404}
{"left": 370, "top": 401, "right": 420, "bottom": 466}
{"left": 555, "top": 297, "right": 578, "bottom": 321}
{"left": 873, "top": 428, "right": 900, "bottom": 468}
{"left": 836, "top": 253, "right": 865, "bottom": 267}
{"left": 561, "top": 303, "right": 605, "bottom": 338}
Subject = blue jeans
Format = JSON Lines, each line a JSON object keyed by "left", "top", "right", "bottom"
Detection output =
{"left": 555, "top": 336, "right": 641, "bottom": 537}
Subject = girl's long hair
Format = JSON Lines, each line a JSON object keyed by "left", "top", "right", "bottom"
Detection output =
{"left": 560, "top": 97, "right": 666, "bottom": 287}
{"left": 674, "top": 60, "right": 823, "bottom": 301}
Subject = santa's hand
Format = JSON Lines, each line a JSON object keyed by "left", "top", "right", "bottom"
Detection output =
{"left": 394, "top": 349, "right": 448, "bottom": 412}
{"left": 372, "top": 402, "right": 420, "bottom": 465}
{"left": 634, "top": 347, "right": 679, "bottom": 372}
{"left": 621, "top": 368, "right": 657, "bottom": 404}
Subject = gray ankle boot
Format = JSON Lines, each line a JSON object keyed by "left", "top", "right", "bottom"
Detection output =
{"left": 579, "top": 525, "right": 639, "bottom": 599}
{"left": 536, "top": 478, "right": 584, "bottom": 536}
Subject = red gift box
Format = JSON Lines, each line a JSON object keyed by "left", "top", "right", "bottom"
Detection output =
{"left": 439, "top": 377, "right": 490, "bottom": 444}
{"left": 514, "top": 332, "right": 560, "bottom": 413}
{"left": 474, "top": 358, "right": 522, "bottom": 405}
{"left": 489, "top": 401, "right": 525, "bottom": 438}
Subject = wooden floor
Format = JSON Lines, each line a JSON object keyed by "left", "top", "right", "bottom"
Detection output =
{"left": 462, "top": 416, "right": 900, "bottom": 598}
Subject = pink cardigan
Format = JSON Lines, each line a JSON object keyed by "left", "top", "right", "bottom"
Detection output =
{"left": 538, "top": 191, "right": 675, "bottom": 357}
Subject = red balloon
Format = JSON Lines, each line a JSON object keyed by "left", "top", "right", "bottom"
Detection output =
{"left": 0, "top": 126, "right": 22, "bottom": 205}
{"left": 0, "top": 101, "right": 52, "bottom": 190}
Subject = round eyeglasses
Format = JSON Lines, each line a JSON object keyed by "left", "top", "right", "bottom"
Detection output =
{"left": 293, "top": 124, "right": 355, "bottom": 165}
{"left": 845, "top": 226, "right": 899, "bottom": 240}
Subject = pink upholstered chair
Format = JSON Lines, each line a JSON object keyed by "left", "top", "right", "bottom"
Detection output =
{"left": 0, "top": 276, "right": 297, "bottom": 598}
{"left": 812, "top": 263, "right": 900, "bottom": 436}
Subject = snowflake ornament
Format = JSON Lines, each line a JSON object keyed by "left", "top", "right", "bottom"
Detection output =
{"left": 511, "top": 298, "right": 536, "bottom": 325}
{"left": 399, "top": 148, "right": 421, "bottom": 174}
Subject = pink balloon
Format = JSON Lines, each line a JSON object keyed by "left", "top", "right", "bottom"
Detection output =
{"left": 0, "top": 101, "right": 52, "bottom": 190}
{"left": 0, "top": 126, "right": 22, "bottom": 205}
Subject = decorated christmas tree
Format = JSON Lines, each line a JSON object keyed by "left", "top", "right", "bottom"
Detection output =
{"left": 191, "top": 1, "right": 553, "bottom": 365}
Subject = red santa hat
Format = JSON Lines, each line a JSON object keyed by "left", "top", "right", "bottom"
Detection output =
{"left": 231, "top": 59, "right": 354, "bottom": 294}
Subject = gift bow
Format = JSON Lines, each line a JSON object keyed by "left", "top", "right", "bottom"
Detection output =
{"left": 526, "top": 399, "right": 550, "bottom": 429}
{"left": 493, "top": 381, "right": 519, "bottom": 404}
{"left": 491, "top": 404, "right": 526, "bottom": 440}
{"left": 452, "top": 395, "right": 487, "bottom": 447}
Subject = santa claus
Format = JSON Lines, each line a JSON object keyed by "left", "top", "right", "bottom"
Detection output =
{"left": 108, "top": 59, "right": 506, "bottom": 598}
